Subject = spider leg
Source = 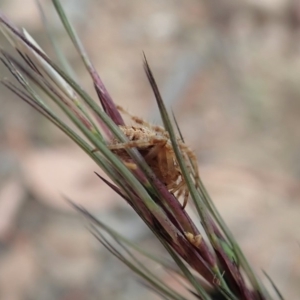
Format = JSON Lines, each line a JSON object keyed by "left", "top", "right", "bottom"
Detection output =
{"left": 179, "top": 143, "right": 199, "bottom": 185}
{"left": 167, "top": 182, "right": 179, "bottom": 191}
{"left": 169, "top": 180, "right": 184, "bottom": 195}
{"left": 172, "top": 181, "right": 189, "bottom": 208}
{"left": 182, "top": 187, "right": 189, "bottom": 209}
{"left": 175, "top": 185, "right": 184, "bottom": 198}
{"left": 116, "top": 105, "right": 166, "bottom": 134}
{"left": 144, "top": 141, "right": 167, "bottom": 161}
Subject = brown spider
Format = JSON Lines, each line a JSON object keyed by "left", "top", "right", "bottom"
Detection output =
{"left": 107, "top": 105, "right": 199, "bottom": 208}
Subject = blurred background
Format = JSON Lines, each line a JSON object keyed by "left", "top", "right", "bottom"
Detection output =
{"left": 0, "top": 0, "right": 299, "bottom": 299}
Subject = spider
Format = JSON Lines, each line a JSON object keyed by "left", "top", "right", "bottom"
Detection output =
{"left": 106, "top": 105, "right": 199, "bottom": 208}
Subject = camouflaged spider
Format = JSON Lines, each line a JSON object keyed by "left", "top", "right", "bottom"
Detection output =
{"left": 106, "top": 105, "right": 199, "bottom": 208}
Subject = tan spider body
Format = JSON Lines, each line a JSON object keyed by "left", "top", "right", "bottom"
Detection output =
{"left": 107, "top": 105, "right": 199, "bottom": 208}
